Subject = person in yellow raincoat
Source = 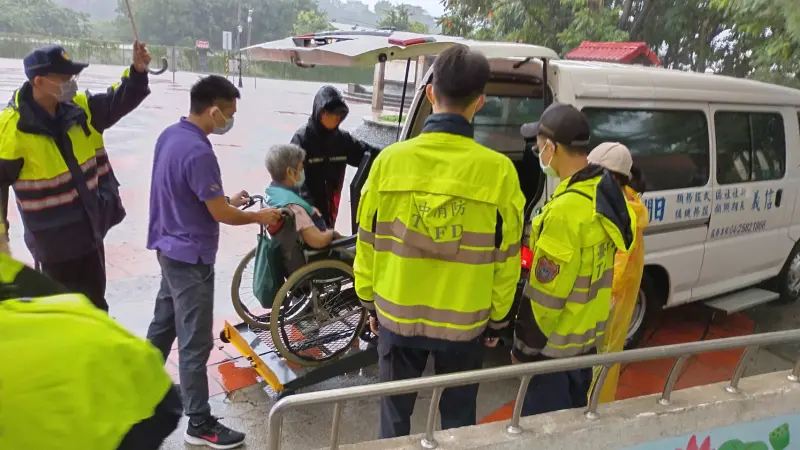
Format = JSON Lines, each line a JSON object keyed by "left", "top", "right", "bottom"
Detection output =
{"left": 0, "top": 207, "right": 183, "bottom": 449}
{"left": 586, "top": 142, "right": 649, "bottom": 403}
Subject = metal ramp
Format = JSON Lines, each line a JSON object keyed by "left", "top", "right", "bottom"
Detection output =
{"left": 703, "top": 288, "right": 780, "bottom": 314}
{"left": 220, "top": 321, "right": 378, "bottom": 399}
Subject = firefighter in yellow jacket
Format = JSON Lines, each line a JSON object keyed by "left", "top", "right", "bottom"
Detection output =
{"left": 0, "top": 217, "right": 182, "bottom": 449}
{"left": 515, "top": 104, "right": 636, "bottom": 416}
{"left": 354, "top": 45, "right": 525, "bottom": 439}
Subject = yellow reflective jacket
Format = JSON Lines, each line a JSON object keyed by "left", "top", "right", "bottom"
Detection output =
{"left": 0, "top": 284, "right": 172, "bottom": 450}
{"left": 0, "top": 67, "right": 148, "bottom": 263}
{"left": 513, "top": 170, "right": 636, "bottom": 360}
{"left": 354, "top": 118, "right": 525, "bottom": 342}
{"left": 591, "top": 186, "right": 649, "bottom": 402}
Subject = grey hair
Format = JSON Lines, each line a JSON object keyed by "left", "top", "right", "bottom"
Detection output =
{"left": 265, "top": 144, "right": 306, "bottom": 181}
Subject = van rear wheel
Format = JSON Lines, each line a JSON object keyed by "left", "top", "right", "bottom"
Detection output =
{"left": 625, "top": 273, "right": 660, "bottom": 349}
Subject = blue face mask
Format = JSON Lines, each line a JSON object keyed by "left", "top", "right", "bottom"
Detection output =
{"left": 210, "top": 109, "right": 234, "bottom": 135}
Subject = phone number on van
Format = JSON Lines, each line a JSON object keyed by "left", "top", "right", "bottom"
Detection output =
{"left": 711, "top": 220, "right": 767, "bottom": 238}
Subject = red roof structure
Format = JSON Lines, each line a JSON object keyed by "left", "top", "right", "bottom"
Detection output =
{"left": 564, "top": 41, "right": 661, "bottom": 66}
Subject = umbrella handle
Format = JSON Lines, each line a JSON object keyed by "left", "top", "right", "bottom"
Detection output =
{"left": 148, "top": 57, "right": 168, "bottom": 75}
{"left": 123, "top": 0, "right": 169, "bottom": 76}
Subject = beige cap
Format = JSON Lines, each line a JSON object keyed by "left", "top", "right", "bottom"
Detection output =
{"left": 588, "top": 142, "right": 633, "bottom": 178}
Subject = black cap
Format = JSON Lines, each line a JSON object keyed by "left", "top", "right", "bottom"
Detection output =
{"left": 23, "top": 45, "right": 88, "bottom": 80}
{"left": 520, "top": 103, "right": 591, "bottom": 149}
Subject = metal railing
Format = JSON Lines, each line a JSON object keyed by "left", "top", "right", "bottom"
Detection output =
{"left": 267, "top": 329, "right": 800, "bottom": 450}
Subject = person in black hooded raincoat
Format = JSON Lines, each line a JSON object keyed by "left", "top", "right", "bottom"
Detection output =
{"left": 290, "top": 85, "right": 381, "bottom": 228}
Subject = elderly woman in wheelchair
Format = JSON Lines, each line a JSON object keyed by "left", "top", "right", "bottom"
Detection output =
{"left": 265, "top": 144, "right": 344, "bottom": 249}
{"left": 230, "top": 144, "right": 366, "bottom": 367}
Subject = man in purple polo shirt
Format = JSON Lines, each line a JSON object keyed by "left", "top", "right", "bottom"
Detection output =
{"left": 145, "top": 75, "right": 280, "bottom": 449}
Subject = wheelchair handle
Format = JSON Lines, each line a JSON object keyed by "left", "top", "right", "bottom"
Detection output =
{"left": 241, "top": 194, "right": 265, "bottom": 210}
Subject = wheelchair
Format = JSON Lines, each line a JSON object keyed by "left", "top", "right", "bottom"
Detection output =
{"left": 230, "top": 195, "right": 372, "bottom": 367}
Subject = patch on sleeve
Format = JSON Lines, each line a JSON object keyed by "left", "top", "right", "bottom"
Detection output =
{"left": 534, "top": 256, "right": 560, "bottom": 284}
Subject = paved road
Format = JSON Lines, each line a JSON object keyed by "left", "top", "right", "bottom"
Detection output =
{"left": 1, "top": 58, "right": 798, "bottom": 450}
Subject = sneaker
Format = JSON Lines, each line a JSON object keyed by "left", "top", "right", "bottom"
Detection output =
{"left": 184, "top": 416, "right": 246, "bottom": 449}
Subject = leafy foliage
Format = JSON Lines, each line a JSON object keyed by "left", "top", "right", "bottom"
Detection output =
{"left": 440, "top": 0, "right": 800, "bottom": 87}
{"left": 376, "top": 5, "right": 429, "bottom": 33}
{"left": 293, "top": 9, "right": 336, "bottom": 35}
{"left": 0, "top": 0, "right": 92, "bottom": 38}
{"left": 110, "top": 0, "right": 322, "bottom": 47}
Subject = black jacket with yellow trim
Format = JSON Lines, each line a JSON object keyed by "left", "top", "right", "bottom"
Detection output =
{"left": 290, "top": 86, "right": 380, "bottom": 227}
{"left": 0, "top": 66, "right": 149, "bottom": 263}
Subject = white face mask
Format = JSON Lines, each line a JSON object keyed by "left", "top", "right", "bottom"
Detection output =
{"left": 538, "top": 141, "right": 558, "bottom": 178}
{"left": 44, "top": 78, "right": 78, "bottom": 103}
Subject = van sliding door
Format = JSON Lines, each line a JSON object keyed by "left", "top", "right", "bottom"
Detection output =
{"left": 695, "top": 106, "right": 795, "bottom": 299}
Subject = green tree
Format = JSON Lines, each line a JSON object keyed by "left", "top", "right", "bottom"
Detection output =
{"left": 0, "top": 0, "right": 92, "bottom": 38}
{"left": 714, "top": 0, "right": 800, "bottom": 86}
{"left": 439, "top": 0, "right": 797, "bottom": 83}
{"left": 376, "top": 4, "right": 429, "bottom": 33}
{"left": 556, "top": 3, "right": 629, "bottom": 51}
{"left": 293, "top": 9, "right": 335, "bottom": 35}
{"left": 113, "top": 0, "right": 321, "bottom": 47}
{"left": 408, "top": 21, "right": 429, "bottom": 34}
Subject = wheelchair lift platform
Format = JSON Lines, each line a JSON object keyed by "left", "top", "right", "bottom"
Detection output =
{"left": 220, "top": 321, "right": 378, "bottom": 398}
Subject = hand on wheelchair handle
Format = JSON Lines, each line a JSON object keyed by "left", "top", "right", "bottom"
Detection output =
{"left": 254, "top": 208, "right": 282, "bottom": 225}
{"left": 484, "top": 337, "right": 500, "bottom": 348}
{"left": 229, "top": 190, "right": 250, "bottom": 208}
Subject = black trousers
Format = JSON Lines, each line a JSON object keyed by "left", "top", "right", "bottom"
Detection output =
{"left": 378, "top": 338, "right": 484, "bottom": 439}
{"left": 40, "top": 246, "right": 108, "bottom": 312}
{"left": 521, "top": 354, "right": 592, "bottom": 417}
{"left": 116, "top": 384, "right": 183, "bottom": 450}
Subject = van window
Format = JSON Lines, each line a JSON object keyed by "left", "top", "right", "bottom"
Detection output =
{"left": 473, "top": 96, "right": 544, "bottom": 153}
{"left": 583, "top": 108, "right": 710, "bottom": 192}
{"left": 714, "top": 112, "right": 786, "bottom": 184}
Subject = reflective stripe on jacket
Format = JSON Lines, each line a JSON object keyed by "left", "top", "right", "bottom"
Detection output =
{"left": 0, "top": 287, "right": 172, "bottom": 449}
{"left": 513, "top": 171, "right": 636, "bottom": 360}
{"left": 354, "top": 114, "right": 525, "bottom": 343}
{"left": 0, "top": 68, "right": 143, "bottom": 262}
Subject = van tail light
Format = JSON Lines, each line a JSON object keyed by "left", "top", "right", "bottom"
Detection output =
{"left": 388, "top": 37, "right": 435, "bottom": 46}
{"left": 521, "top": 246, "right": 533, "bottom": 270}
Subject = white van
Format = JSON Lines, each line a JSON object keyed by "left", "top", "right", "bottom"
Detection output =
{"left": 248, "top": 31, "right": 800, "bottom": 346}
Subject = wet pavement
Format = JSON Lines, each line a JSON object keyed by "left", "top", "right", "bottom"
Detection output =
{"left": 1, "top": 58, "right": 799, "bottom": 450}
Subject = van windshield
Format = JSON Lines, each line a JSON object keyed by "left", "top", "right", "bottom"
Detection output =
{"left": 473, "top": 95, "right": 544, "bottom": 154}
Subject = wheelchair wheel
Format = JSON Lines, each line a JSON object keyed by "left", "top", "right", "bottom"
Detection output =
{"left": 270, "top": 259, "right": 366, "bottom": 367}
{"left": 231, "top": 247, "right": 273, "bottom": 329}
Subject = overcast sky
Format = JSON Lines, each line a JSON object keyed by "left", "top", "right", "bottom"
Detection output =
{"left": 359, "top": 0, "right": 445, "bottom": 17}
